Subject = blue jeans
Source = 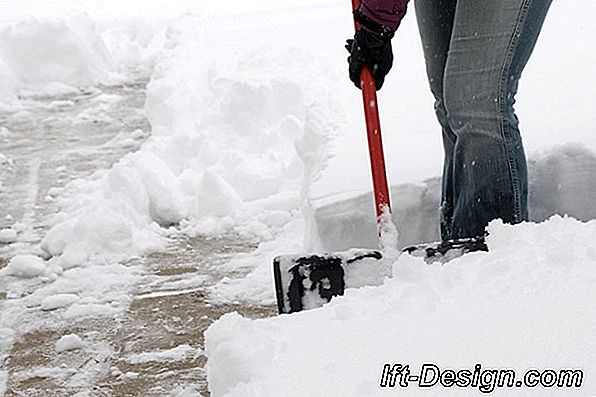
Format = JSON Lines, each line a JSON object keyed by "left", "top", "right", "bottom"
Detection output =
{"left": 414, "top": 0, "right": 552, "bottom": 241}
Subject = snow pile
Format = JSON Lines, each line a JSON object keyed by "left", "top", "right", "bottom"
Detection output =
{"left": 205, "top": 216, "right": 596, "bottom": 397}
{"left": 0, "top": 12, "right": 116, "bottom": 96}
{"left": 41, "top": 13, "right": 338, "bottom": 268}
{"left": 0, "top": 255, "right": 46, "bottom": 279}
{"left": 55, "top": 334, "right": 84, "bottom": 353}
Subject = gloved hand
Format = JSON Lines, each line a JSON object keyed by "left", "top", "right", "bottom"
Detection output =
{"left": 345, "top": 28, "right": 393, "bottom": 90}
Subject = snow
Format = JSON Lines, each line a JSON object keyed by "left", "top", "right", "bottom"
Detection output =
{"left": 55, "top": 334, "right": 84, "bottom": 353}
{"left": 21, "top": 0, "right": 586, "bottom": 296}
{"left": 124, "top": 344, "right": 201, "bottom": 364}
{"left": 63, "top": 303, "right": 120, "bottom": 320}
{"left": 99, "top": 18, "right": 167, "bottom": 73}
{"left": 39, "top": 12, "right": 338, "bottom": 270}
{"left": 205, "top": 216, "right": 596, "bottom": 397}
{"left": 0, "top": 13, "right": 117, "bottom": 93}
{"left": 378, "top": 205, "right": 399, "bottom": 260}
{"left": 0, "top": 0, "right": 593, "bottom": 395}
{"left": 169, "top": 385, "right": 202, "bottom": 397}
{"left": 0, "top": 255, "right": 46, "bottom": 278}
{"left": 0, "top": 0, "right": 589, "bottom": 307}
{"left": 315, "top": 143, "right": 596, "bottom": 252}
{"left": 40, "top": 293, "right": 81, "bottom": 311}
{"left": 0, "top": 372, "right": 5, "bottom": 396}
{"left": 0, "top": 258, "right": 141, "bottom": 369}
{"left": 0, "top": 7, "right": 167, "bottom": 100}
{"left": 0, "top": 58, "right": 17, "bottom": 102}
{"left": 0, "top": 229, "right": 17, "bottom": 244}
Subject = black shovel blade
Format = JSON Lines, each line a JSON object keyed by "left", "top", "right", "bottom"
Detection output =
{"left": 273, "top": 249, "right": 384, "bottom": 314}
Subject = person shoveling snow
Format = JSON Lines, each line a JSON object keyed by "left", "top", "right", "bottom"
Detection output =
{"left": 274, "top": 0, "right": 553, "bottom": 313}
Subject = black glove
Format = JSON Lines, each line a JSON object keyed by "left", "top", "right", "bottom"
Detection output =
{"left": 345, "top": 28, "right": 394, "bottom": 90}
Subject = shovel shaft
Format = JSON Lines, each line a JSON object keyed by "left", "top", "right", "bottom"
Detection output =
{"left": 351, "top": 0, "right": 391, "bottom": 220}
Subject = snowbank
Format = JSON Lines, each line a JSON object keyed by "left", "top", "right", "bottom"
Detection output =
{"left": 41, "top": 13, "right": 338, "bottom": 269}
{"left": 0, "top": 13, "right": 116, "bottom": 94}
{"left": 315, "top": 143, "right": 596, "bottom": 252}
{"left": 205, "top": 216, "right": 596, "bottom": 397}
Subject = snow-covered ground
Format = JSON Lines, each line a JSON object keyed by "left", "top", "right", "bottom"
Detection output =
{"left": 0, "top": 0, "right": 595, "bottom": 396}
{"left": 206, "top": 216, "right": 596, "bottom": 397}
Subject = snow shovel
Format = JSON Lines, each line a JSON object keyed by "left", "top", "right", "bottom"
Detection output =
{"left": 272, "top": 0, "right": 397, "bottom": 314}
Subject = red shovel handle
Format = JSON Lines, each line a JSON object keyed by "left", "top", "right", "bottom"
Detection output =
{"left": 351, "top": 0, "right": 392, "bottom": 220}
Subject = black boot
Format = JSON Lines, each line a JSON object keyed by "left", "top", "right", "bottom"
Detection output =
{"left": 403, "top": 235, "right": 488, "bottom": 263}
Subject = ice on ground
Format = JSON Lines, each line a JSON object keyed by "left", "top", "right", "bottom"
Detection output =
{"left": 0, "top": 255, "right": 46, "bottom": 278}
{"left": 124, "top": 345, "right": 201, "bottom": 364}
{"left": 0, "top": 229, "right": 17, "bottom": 244}
{"left": 56, "top": 334, "right": 84, "bottom": 353}
{"left": 205, "top": 216, "right": 596, "bottom": 397}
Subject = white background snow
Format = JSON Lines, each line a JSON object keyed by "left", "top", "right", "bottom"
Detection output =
{"left": 0, "top": 0, "right": 595, "bottom": 396}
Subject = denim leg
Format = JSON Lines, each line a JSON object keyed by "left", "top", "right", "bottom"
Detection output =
{"left": 415, "top": 0, "right": 552, "bottom": 240}
{"left": 414, "top": 0, "right": 458, "bottom": 240}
